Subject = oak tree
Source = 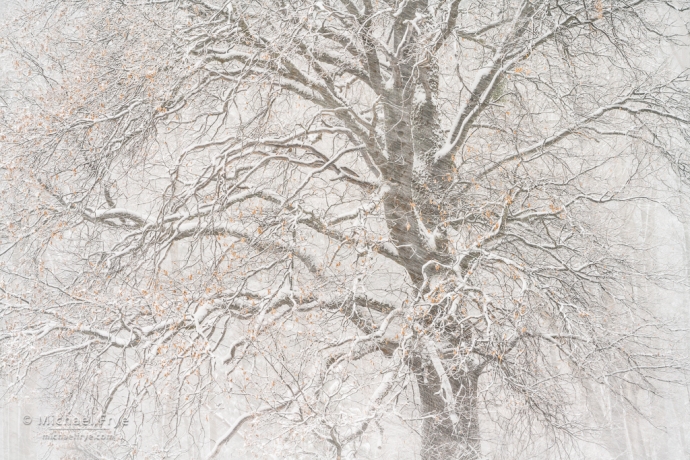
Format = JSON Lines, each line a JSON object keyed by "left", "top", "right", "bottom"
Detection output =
{"left": 2, "top": 0, "right": 690, "bottom": 458}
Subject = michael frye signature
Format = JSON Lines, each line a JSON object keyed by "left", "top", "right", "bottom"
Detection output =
{"left": 23, "top": 414, "right": 129, "bottom": 442}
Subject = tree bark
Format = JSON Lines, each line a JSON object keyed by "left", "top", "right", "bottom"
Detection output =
{"left": 414, "top": 361, "right": 480, "bottom": 460}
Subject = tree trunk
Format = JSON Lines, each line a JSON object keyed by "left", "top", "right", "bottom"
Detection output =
{"left": 416, "top": 366, "right": 480, "bottom": 460}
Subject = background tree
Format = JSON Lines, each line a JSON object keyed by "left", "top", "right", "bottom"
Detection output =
{"left": 1, "top": 0, "right": 690, "bottom": 458}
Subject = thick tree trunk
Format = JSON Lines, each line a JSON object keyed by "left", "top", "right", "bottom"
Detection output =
{"left": 416, "top": 367, "right": 480, "bottom": 460}
{"left": 382, "top": 4, "right": 482, "bottom": 458}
